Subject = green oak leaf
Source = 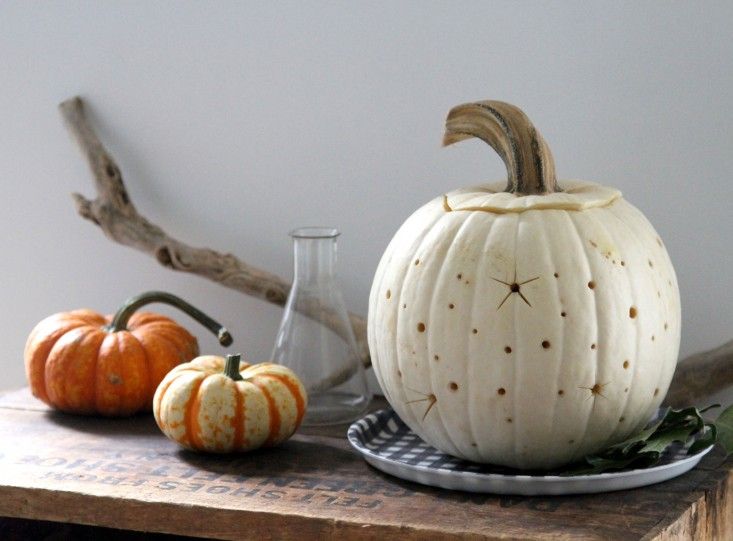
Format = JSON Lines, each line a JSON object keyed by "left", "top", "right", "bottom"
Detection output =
{"left": 715, "top": 404, "right": 733, "bottom": 454}
{"left": 560, "top": 403, "right": 729, "bottom": 477}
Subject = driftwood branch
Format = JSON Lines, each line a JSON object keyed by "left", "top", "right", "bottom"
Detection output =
{"left": 59, "top": 95, "right": 732, "bottom": 404}
{"left": 664, "top": 339, "right": 733, "bottom": 408}
{"left": 59, "top": 97, "right": 370, "bottom": 379}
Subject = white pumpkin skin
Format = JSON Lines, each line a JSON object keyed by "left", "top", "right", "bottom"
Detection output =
{"left": 368, "top": 180, "right": 680, "bottom": 469}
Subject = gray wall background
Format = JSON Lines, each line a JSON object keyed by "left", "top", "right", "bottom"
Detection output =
{"left": 1, "top": 2, "right": 731, "bottom": 404}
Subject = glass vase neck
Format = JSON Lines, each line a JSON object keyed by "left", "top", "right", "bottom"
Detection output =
{"left": 290, "top": 227, "right": 340, "bottom": 285}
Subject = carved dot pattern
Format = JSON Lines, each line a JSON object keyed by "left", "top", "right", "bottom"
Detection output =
{"left": 504, "top": 346, "right": 512, "bottom": 354}
{"left": 629, "top": 306, "right": 638, "bottom": 318}
{"left": 542, "top": 340, "right": 551, "bottom": 349}
{"left": 417, "top": 323, "right": 426, "bottom": 333}
{"left": 497, "top": 388, "right": 506, "bottom": 396}
{"left": 449, "top": 382, "right": 458, "bottom": 391}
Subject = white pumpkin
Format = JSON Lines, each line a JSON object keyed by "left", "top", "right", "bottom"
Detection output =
{"left": 367, "top": 100, "right": 680, "bottom": 470}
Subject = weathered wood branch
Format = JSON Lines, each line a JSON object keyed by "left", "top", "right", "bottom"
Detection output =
{"left": 59, "top": 96, "right": 370, "bottom": 373}
{"left": 664, "top": 339, "right": 733, "bottom": 408}
{"left": 59, "top": 95, "right": 732, "bottom": 404}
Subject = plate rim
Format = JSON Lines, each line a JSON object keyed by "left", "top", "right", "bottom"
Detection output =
{"left": 347, "top": 408, "right": 714, "bottom": 488}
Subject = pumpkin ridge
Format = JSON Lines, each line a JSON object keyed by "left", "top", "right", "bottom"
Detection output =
{"left": 252, "top": 379, "right": 281, "bottom": 447}
{"left": 45, "top": 326, "right": 96, "bottom": 411}
{"left": 393, "top": 208, "right": 447, "bottom": 428}
{"left": 509, "top": 213, "right": 521, "bottom": 464}
{"left": 542, "top": 212, "right": 567, "bottom": 459}
{"left": 94, "top": 332, "right": 114, "bottom": 414}
{"left": 586, "top": 207, "right": 629, "bottom": 449}
{"left": 259, "top": 373, "right": 306, "bottom": 428}
{"left": 465, "top": 211, "right": 501, "bottom": 459}
{"left": 66, "top": 327, "right": 107, "bottom": 413}
{"left": 564, "top": 211, "right": 599, "bottom": 455}
{"left": 25, "top": 318, "right": 92, "bottom": 404}
{"left": 184, "top": 377, "right": 206, "bottom": 449}
{"left": 603, "top": 203, "right": 651, "bottom": 436}
{"left": 153, "top": 371, "right": 177, "bottom": 421}
{"left": 398, "top": 209, "right": 458, "bottom": 446}
{"left": 438, "top": 209, "right": 493, "bottom": 456}
{"left": 232, "top": 382, "right": 245, "bottom": 450}
{"left": 126, "top": 330, "right": 156, "bottom": 410}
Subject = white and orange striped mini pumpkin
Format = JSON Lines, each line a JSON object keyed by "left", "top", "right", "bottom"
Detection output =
{"left": 153, "top": 353, "right": 307, "bottom": 453}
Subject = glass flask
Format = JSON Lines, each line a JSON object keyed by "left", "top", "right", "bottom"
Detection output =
{"left": 272, "top": 227, "right": 371, "bottom": 426}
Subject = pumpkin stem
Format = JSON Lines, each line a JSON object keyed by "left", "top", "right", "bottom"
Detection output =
{"left": 107, "top": 291, "right": 233, "bottom": 345}
{"left": 223, "top": 353, "right": 244, "bottom": 381}
{"left": 442, "top": 100, "right": 559, "bottom": 195}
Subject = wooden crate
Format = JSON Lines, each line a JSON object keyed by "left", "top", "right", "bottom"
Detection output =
{"left": 0, "top": 388, "right": 730, "bottom": 540}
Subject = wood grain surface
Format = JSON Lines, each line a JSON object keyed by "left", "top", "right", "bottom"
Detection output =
{"left": 0, "top": 388, "right": 730, "bottom": 540}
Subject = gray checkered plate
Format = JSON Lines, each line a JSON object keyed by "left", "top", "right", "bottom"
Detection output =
{"left": 347, "top": 408, "right": 713, "bottom": 496}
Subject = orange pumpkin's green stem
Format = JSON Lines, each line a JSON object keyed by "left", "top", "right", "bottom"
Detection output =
{"left": 442, "top": 100, "right": 560, "bottom": 196}
{"left": 223, "top": 353, "right": 244, "bottom": 381}
{"left": 107, "top": 291, "right": 233, "bottom": 346}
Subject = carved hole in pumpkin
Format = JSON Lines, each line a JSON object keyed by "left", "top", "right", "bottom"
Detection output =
{"left": 497, "top": 387, "right": 506, "bottom": 396}
{"left": 664, "top": 322, "right": 668, "bottom": 330}
{"left": 654, "top": 388, "right": 660, "bottom": 396}
{"left": 651, "top": 335, "right": 655, "bottom": 341}
{"left": 625, "top": 387, "right": 629, "bottom": 393}
{"left": 402, "top": 303, "right": 407, "bottom": 309}
{"left": 386, "top": 289, "right": 391, "bottom": 300}
{"left": 629, "top": 306, "right": 638, "bottom": 318}
{"left": 472, "top": 328, "right": 478, "bottom": 335}
{"left": 471, "top": 442, "right": 477, "bottom": 447}
{"left": 457, "top": 273, "right": 463, "bottom": 280}
{"left": 554, "top": 272, "right": 559, "bottom": 278}
{"left": 504, "top": 346, "right": 512, "bottom": 354}
{"left": 542, "top": 340, "right": 551, "bottom": 349}
{"left": 414, "top": 259, "right": 420, "bottom": 266}
{"left": 506, "top": 418, "right": 512, "bottom": 423}
{"left": 623, "top": 360, "right": 630, "bottom": 369}
{"left": 621, "top": 260, "right": 626, "bottom": 266}
{"left": 561, "top": 311, "right": 567, "bottom": 317}
{"left": 588, "top": 281, "right": 596, "bottom": 290}
{"left": 558, "top": 389, "right": 564, "bottom": 396}
{"left": 417, "top": 323, "right": 426, "bottom": 332}
{"left": 589, "top": 240, "right": 598, "bottom": 248}
{"left": 619, "top": 417, "right": 625, "bottom": 423}
{"left": 568, "top": 439, "right": 575, "bottom": 444}
{"left": 648, "top": 260, "right": 654, "bottom": 268}
{"left": 591, "top": 343, "right": 597, "bottom": 350}
{"left": 397, "top": 370, "right": 402, "bottom": 378}
{"left": 448, "top": 303, "right": 454, "bottom": 309}
{"left": 657, "top": 291, "right": 661, "bottom": 298}
{"left": 434, "top": 354, "right": 440, "bottom": 361}
{"left": 449, "top": 382, "right": 459, "bottom": 391}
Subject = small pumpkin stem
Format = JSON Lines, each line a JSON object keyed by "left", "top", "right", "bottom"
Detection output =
{"left": 442, "top": 100, "right": 559, "bottom": 195}
{"left": 108, "top": 290, "right": 233, "bottom": 345}
{"left": 223, "top": 353, "right": 244, "bottom": 381}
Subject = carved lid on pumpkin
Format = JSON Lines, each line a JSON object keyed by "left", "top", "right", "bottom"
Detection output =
{"left": 442, "top": 180, "right": 620, "bottom": 214}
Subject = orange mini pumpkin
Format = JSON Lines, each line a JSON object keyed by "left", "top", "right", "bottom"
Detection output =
{"left": 24, "top": 291, "right": 232, "bottom": 416}
{"left": 154, "top": 353, "right": 307, "bottom": 453}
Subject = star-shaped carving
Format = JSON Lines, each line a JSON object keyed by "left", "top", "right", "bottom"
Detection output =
{"left": 579, "top": 381, "right": 610, "bottom": 400}
{"left": 491, "top": 267, "right": 540, "bottom": 310}
{"left": 405, "top": 387, "right": 437, "bottom": 421}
